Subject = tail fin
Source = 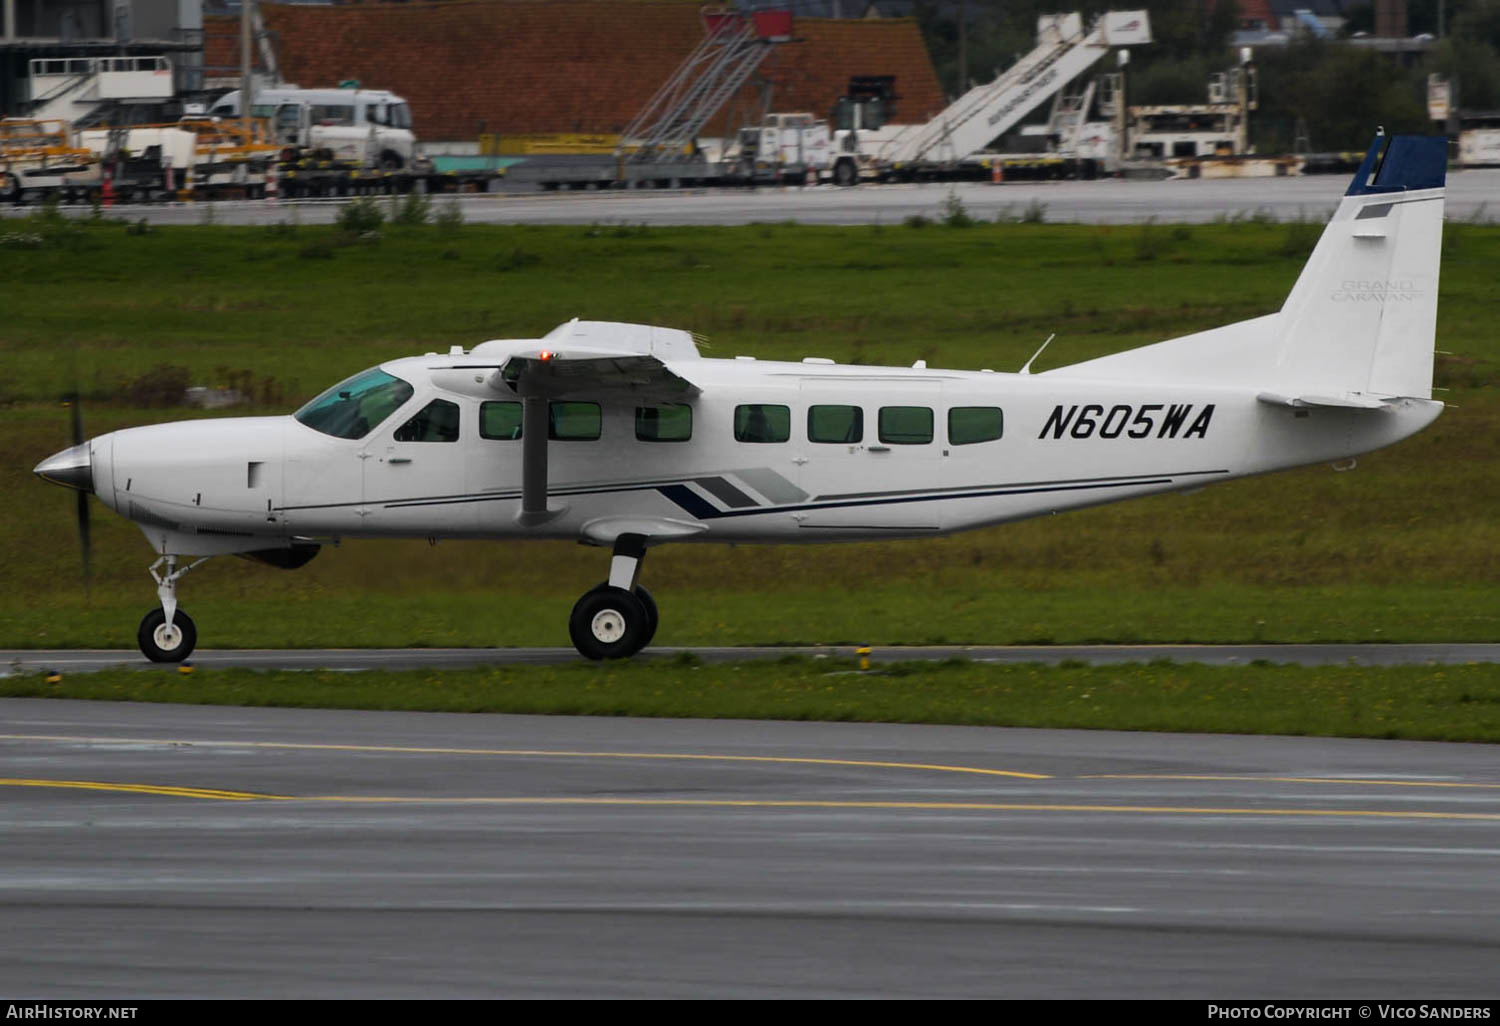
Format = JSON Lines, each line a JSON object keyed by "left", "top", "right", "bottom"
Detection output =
{"left": 1047, "top": 133, "right": 1446, "bottom": 401}
{"left": 1272, "top": 134, "right": 1446, "bottom": 400}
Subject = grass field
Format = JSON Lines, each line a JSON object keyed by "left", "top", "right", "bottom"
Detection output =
{"left": 3, "top": 203, "right": 1497, "bottom": 667}
{"left": 6, "top": 658, "right": 1500, "bottom": 744}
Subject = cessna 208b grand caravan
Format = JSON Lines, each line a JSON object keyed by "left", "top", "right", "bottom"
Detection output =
{"left": 36, "top": 133, "right": 1448, "bottom": 662}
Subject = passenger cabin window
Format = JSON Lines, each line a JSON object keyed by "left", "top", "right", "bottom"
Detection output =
{"left": 735, "top": 404, "right": 790, "bottom": 443}
{"left": 394, "top": 398, "right": 461, "bottom": 442}
{"left": 550, "top": 402, "right": 601, "bottom": 441}
{"left": 807, "top": 404, "right": 863, "bottom": 444}
{"left": 636, "top": 404, "right": 692, "bottom": 442}
{"left": 294, "top": 368, "right": 413, "bottom": 440}
{"left": 948, "top": 407, "right": 1004, "bottom": 445}
{"left": 480, "top": 401, "right": 523, "bottom": 440}
{"left": 878, "top": 406, "right": 934, "bottom": 445}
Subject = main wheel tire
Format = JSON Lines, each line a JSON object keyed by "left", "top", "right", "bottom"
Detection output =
{"left": 568, "top": 586, "right": 647, "bottom": 660}
{"left": 633, "top": 585, "right": 659, "bottom": 650}
{"left": 138, "top": 607, "right": 197, "bottom": 663}
{"left": 834, "top": 159, "right": 857, "bottom": 187}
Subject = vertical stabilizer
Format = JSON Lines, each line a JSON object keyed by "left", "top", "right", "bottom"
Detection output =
{"left": 1272, "top": 134, "right": 1446, "bottom": 400}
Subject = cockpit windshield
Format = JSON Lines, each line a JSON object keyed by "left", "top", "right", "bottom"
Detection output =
{"left": 294, "top": 367, "right": 413, "bottom": 439}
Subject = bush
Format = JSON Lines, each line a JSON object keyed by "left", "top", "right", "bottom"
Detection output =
{"left": 336, "top": 197, "right": 385, "bottom": 234}
{"left": 941, "top": 191, "right": 976, "bottom": 228}
{"left": 0, "top": 198, "right": 89, "bottom": 250}
{"left": 434, "top": 198, "right": 464, "bottom": 232}
{"left": 391, "top": 190, "right": 431, "bottom": 226}
{"left": 124, "top": 364, "right": 191, "bottom": 407}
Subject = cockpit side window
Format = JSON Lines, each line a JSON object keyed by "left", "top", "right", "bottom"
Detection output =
{"left": 394, "top": 398, "right": 461, "bottom": 442}
{"left": 294, "top": 368, "right": 414, "bottom": 439}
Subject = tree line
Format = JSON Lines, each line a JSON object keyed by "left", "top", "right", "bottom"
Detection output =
{"left": 910, "top": 0, "right": 1500, "bottom": 151}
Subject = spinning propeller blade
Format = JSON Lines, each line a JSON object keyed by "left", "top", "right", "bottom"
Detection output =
{"left": 66, "top": 393, "right": 92, "bottom": 591}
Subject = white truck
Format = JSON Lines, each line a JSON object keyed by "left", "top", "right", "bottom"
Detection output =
{"left": 209, "top": 86, "right": 418, "bottom": 170}
{"left": 732, "top": 112, "right": 848, "bottom": 184}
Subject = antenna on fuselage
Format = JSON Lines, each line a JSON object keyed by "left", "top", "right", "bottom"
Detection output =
{"left": 1019, "top": 334, "right": 1056, "bottom": 376}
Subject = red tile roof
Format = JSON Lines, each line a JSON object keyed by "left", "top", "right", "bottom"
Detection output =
{"left": 1238, "top": 0, "right": 1276, "bottom": 27}
{"left": 206, "top": 1, "right": 944, "bottom": 142}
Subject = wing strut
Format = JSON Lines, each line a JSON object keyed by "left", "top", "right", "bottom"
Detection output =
{"left": 518, "top": 395, "right": 564, "bottom": 526}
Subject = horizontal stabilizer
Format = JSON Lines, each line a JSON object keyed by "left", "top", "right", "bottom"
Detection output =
{"left": 1257, "top": 391, "right": 1391, "bottom": 411}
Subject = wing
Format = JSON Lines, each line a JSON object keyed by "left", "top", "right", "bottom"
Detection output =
{"left": 433, "top": 347, "right": 702, "bottom": 529}
{"left": 500, "top": 349, "right": 701, "bottom": 401}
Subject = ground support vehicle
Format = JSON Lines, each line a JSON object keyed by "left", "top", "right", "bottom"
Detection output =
{"left": 0, "top": 118, "right": 102, "bottom": 203}
{"left": 209, "top": 87, "right": 418, "bottom": 171}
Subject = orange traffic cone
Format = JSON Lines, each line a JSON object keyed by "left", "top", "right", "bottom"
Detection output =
{"left": 101, "top": 169, "right": 115, "bottom": 208}
{"left": 991, "top": 160, "right": 1004, "bottom": 185}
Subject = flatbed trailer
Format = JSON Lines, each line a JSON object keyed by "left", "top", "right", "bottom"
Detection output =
{"left": 4, "top": 157, "right": 507, "bottom": 205}
{"left": 502, "top": 153, "right": 732, "bottom": 191}
{"left": 274, "top": 158, "right": 505, "bottom": 198}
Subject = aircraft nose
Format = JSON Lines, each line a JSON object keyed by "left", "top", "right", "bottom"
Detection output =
{"left": 34, "top": 442, "right": 94, "bottom": 494}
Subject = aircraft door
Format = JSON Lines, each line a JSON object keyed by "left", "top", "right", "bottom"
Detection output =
{"left": 361, "top": 396, "right": 475, "bottom": 535}
{"left": 795, "top": 379, "right": 942, "bottom": 531}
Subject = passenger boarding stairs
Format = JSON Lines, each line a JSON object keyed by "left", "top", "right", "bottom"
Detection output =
{"left": 27, "top": 56, "right": 175, "bottom": 128}
{"left": 618, "top": 7, "right": 794, "bottom": 165}
{"left": 875, "top": 10, "right": 1149, "bottom": 167}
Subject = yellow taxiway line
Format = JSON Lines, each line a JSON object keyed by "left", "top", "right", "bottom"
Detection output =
{"left": 3, "top": 779, "right": 1500, "bottom": 821}
{"left": 0, "top": 778, "right": 279, "bottom": 801}
{"left": 0, "top": 733, "right": 1050, "bottom": 780}
{"left": 1083, "top": 774, "right": 1500, "bottom": 790}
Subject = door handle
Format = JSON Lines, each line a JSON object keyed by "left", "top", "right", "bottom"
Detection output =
{"left": 867, "top": 446, "right": 891, "bottom": 453}
{"left": 388, "top": 457, "right": 412, "bottom": 464}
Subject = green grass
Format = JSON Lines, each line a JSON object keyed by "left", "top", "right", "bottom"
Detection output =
{"left": 4, "top": 212, "right": 1498, "bottom": 655}
{"left": 4, "top": 210, "right": 1498, "bottom": 404}
{"left": 6, "top": 658, "right": 1500, "bottom": 743}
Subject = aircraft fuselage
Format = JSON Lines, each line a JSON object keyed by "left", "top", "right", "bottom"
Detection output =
{"left": 91, "top": 351, "right": 1441, "bottom": 556}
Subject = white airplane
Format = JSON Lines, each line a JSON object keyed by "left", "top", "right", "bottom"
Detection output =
{"left": 36, "top": 133, "right": 1448, "bottom": 663}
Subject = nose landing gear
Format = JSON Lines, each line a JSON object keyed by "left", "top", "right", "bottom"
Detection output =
{"left": 139, "top": 555, "right": 209, "bottom": 663}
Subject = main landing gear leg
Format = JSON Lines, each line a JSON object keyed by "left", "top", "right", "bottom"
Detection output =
{"left": 138, "top": 555, "right": 209, "bottom": 663}
{"left": 568, "top": 534, "right": 658, "bottom": 660}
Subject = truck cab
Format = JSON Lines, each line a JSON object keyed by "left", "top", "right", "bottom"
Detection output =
{"left": 210, "top": 86, "right": 416, "bottom": 169}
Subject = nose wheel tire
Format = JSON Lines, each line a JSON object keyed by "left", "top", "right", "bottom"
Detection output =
{"left": 569, "top": 585, "right": 651, "bottom": 660}
{"left": 138, "top": 607, "right": 197, "bottom": 663}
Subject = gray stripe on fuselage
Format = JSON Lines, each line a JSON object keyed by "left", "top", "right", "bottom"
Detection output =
{"left": 694, "top": 476, "right": 760, "bottom": 508}
{"left": 735, "top": 467, "right": 807, "bottom": 504}
{"left": 814, "top": 468, "right": 1227, "bottom": 503}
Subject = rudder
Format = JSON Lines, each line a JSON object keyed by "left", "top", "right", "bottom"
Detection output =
{"left": 1272, "top": 134, "right": 1446, "bottom": 401}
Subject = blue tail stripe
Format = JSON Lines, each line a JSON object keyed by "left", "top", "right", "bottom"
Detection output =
{"left": 1347, "top": 134, "right": 1447, "bottom": 196}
